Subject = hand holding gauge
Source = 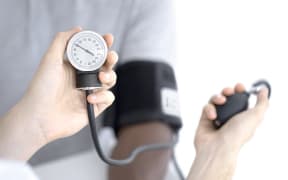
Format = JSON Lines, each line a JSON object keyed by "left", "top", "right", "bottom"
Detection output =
{"left": 0, "top": 28, "right": 118, "bottom": 161}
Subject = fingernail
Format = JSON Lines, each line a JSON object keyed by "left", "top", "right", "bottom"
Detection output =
{"left": 104, "top": 73, "right": 111, "bottom": 81}
{"left": 216, "top": 94, "right": 224, "bottom": 101}
{"left": 112, "top": 51, "right": 118, "bottom": 60}
{"left": 72, "top": 26, "right": 82, "bottom": 31}
{"left": 261, "top": 87, "right": 269, "bottom": 96}
{"left": 77, "top": 26, "right": 82, "bottom": 30}
{"left": 89, "top": 95, "right": 97, "bottom": 101}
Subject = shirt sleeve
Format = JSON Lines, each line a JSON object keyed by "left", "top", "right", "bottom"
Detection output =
{"left": 0, "top": 160, "right": 39, "bottom": 180}
{"left": 119, "top": 0, "right": 177, "bottom": 67}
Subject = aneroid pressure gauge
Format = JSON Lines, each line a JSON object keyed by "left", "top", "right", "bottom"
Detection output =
{"left": 66, "top": 31, "right": 108, "bottom": 90}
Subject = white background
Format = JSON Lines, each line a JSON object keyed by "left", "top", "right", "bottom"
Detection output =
{"left": 175, "top": 0, "right": 288, "bottom": 179}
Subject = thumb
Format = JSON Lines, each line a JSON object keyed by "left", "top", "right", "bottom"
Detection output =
{"left": 43, "top": 27, "right": 82, "bottom": 64}
{"left": 255, "top": 87, "right": 269, "bottom": 113}
{"left": 197, "top": 104, "right": 216, "bottom": 134}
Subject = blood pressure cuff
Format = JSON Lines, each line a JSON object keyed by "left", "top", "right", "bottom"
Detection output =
{"left": 103, "top": 61, "right": 182, "bottom": 136}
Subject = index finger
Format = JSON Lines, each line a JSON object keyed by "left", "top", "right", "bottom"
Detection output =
{"left": 102, "top": 51, "right": 118, "bottom": 71}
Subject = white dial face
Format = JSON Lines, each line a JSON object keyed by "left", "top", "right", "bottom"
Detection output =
{"left": 66, "top": 31, "right": 108, "bottom": 71}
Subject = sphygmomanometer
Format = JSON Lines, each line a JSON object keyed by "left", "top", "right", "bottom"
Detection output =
{"left": 66, "top": 30, "right": 185, "bottom": 179}
{"left": 66, "top": 30, "right": 271, "bottom": 180}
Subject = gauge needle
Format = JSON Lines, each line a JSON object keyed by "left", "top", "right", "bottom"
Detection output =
{"left": 75, "top": 44, "right": 95, "bottom": 56}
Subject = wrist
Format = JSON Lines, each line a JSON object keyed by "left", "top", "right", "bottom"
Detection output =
{"left": 0, "top": 100, "right": 47, "bottom": 161}
{"left": 188, "top": 142, "right": 239, "bottom": 180}
{"left": 195, "top": 134, "right": 242, "bottom": 157}
{"left": 197, "top": 142, "right": 239, "bottom": 162}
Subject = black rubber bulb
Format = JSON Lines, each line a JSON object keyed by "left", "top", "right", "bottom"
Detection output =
{"left": 214, "top": 92, "right": 250, "bottom": 128}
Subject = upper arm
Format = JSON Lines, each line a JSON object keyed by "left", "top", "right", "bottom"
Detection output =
{"left": 119, "top": 0, "right": 177, "bottom": 66}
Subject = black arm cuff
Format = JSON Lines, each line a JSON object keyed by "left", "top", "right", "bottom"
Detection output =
{"left": 103, "top": 60, "right": 182, "bottom": 136}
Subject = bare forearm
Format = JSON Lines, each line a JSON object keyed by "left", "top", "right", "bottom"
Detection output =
{"left": 0, "top": 101, "right": 45, "bottom": 161}
{"left": 188, "top": 144, "right": 239, "bottom": 180}
{"left": 109, "top": 122, "right": 173, "bottom": 180}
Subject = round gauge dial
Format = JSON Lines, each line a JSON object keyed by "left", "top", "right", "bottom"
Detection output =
{"left": 66, "top": 31, "right": 108, "bottom": 72}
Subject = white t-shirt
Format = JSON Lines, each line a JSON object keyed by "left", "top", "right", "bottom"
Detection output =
{"left": 0, "top": 0, "right": 176, "bottom": 116}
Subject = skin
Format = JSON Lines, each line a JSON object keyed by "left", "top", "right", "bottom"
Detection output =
{"left": 0, "top": 27, "right": 173, "bottom": 180}
{"left": 0, "top": 28, "right": 270, "bottom": 180}
{"left": 0, "top": 28, "right": 172, "bottom": 180}
{"left": 188, "top": 84, "right": 269, "bottom": 180}
{"left": 0, "top": 27, "right": 118, "bottom": 161}
{"left": 109, "top": 122, "right": 173, "bottom": 180}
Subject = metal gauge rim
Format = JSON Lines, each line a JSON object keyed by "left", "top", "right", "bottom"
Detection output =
{"left": 66, "top": 30, "right": 108, "bottom": 72}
